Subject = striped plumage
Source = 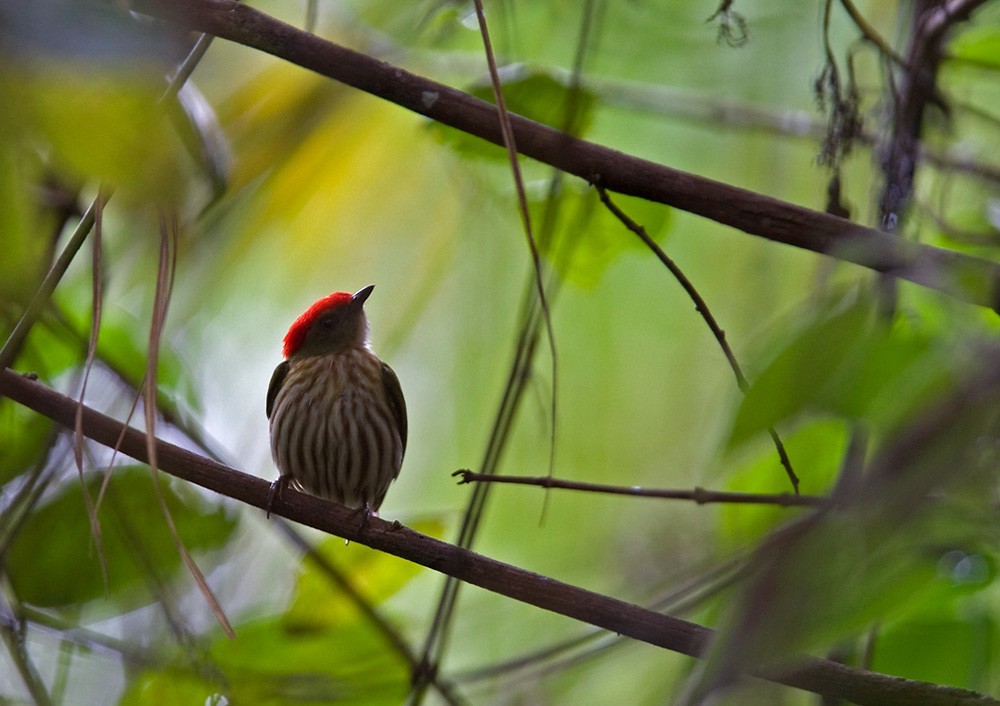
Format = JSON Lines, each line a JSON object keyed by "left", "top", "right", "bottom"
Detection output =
{"left": 266, "top": 285, "right": 407, "bottom": 516}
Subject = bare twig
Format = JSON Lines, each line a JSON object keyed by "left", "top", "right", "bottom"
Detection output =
{"left": 876, "top": 0, "right": 988, "bottom": 234}
{"left": 453, "top": 471, "right": 824, "bottom": 507}
{"left": 411, "top": 5, "right": 563, "bottom": 699}
{"left": 141, "top": 216, "right": 234, "bottom": 639}
{"left": 594, "top": 183, "right": 799, "bottom": 493}
{"left": 839, "top": 0, "right": 907, "bottom": 66}
{"left": 0, "top": 588, "right": 54, "bottom": 706}
{"left": 470, "top": 0, "right": 556, "bottom": 425}
{"left": 0, "top": 196, "right": 102, "bottom": 372}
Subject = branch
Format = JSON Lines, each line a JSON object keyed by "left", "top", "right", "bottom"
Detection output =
{"left": 1, "top": 369, "right": 997, "bottom": 706}
{"left": 129, "top": 0, "right": 1000, "bottom": 311}
{"left": 452, "top": 471, "right": 825, "bottom": 508}
{"left": 0, "top": 596, "right": 54, "bottom": 706}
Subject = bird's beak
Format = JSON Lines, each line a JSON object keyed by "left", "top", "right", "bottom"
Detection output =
{"left": 352, "top": 284, "right": 375, "bottom": 307}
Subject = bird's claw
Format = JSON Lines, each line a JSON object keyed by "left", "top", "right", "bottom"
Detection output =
{"left": 267, "top": 476, "right": 290, "bottom": 519}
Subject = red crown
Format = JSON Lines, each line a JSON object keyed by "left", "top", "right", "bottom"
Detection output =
{"left": 282, "top": 292, "right": 353, "bottom": 358}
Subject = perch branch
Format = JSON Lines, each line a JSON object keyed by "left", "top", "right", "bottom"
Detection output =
{"left": 1, "top": 369, "right": 997, "bottom": 706}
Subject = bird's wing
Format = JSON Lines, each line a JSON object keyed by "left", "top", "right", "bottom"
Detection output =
{"left": 266, "top": 360, "right": 290, "bottom": 419}
{"left": 380, "top": 362, "right": 408, "bottom": 461}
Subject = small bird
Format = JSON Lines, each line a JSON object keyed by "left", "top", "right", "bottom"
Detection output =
{"left": 266, "top": 285, "right": 407, "bottom": 520}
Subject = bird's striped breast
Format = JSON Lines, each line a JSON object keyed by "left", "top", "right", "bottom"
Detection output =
{"left": 268, "top": 349, "right": 404, "bottom": 510}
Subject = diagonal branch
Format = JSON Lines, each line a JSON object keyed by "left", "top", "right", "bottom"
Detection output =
{"left": 1, "top": 368, "right": 997, "bottom": 706}
{"left": 129, "top": 0, "right": 1000, "bottom": 311}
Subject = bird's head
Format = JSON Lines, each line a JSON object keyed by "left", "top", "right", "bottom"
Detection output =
{"left": 282, "top": 285, "right": 374, "bottom": 359}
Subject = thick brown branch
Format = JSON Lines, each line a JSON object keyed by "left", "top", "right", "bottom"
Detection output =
{"left": 1, "top": 368, "right": 997, "bottom": 706}
{"left": 129, "top": 0, "right": 1000, "bottom": 310}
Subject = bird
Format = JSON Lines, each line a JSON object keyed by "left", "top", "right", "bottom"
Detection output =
{"left": 266, "top": 285, "right": 407, "bottom": 521}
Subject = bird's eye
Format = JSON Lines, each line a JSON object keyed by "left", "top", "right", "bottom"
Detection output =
{"left": 319, "top": 315, "right": 335, "bottom": 328}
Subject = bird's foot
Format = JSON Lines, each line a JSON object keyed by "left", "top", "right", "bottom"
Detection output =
{"left": 348, "top": 501, "right": 376, "bottom": 532}
{"left": 266, "top": 476, "right": 291, "bottom": 519}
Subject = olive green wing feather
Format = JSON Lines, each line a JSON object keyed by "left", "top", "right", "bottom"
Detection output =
{"left": 380, "top": 362, "right": 407, "bottom": 462}
{"left": 266, "top": 360, "right": 290, "bottom": 420}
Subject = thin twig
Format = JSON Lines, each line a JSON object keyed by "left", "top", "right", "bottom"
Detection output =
{"left": 593, "top": 182, "right": 799, "bottom": 493}
{"left": 470, "top": 0, "right": 559, "bottom": 483}
{"left": 0, "top": 196, "right": 102, "bottom": 372}
{"left": 412, "top": 4, "right": 567, "bottom": 698}
{"left": 74, "top": 189, "right": 110, "bottom": 595}
{"left": 142, "top": 215, "right": 234, "bottom": 639}
{"left": 453, "top": 471, "right": 824, "bottom": 507}
{"left": 0, "top": 590, "right": 55, "bottom": 706}
{"left": 839, "top": 0, "right": 907, "bottom": 66}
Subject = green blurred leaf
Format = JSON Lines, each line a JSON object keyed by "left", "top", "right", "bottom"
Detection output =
{"left": 51, "top": 300, "right": 200, "bottom": 420}
{"left": 285, "top": 519, "right": 443, "bottom": 632}
{"left": 693, "top": 356, "right": 1000, "bottom": 699}
{"left": 10, "top": 315, "right": 81, "bottom": 380}
{"left": 6, "top": 466, "right": 237, "bottom": 608}
{"left": 0, "top": 397, "right": 54, "bottom": 485}
{"left": 730, "top": 302, "right": 949, "bottom": 447}
{"left": 535, "top": 186, "right": 671, "bottom": 288}
{"left": 950, "top": 25, "right": 1000, "bottom": 70}
{"left": 208, "top": 616, "right": 409, "bottom": 704}
{"left": 431, "top": 69, "right": 597, "bottom": 160}
{"left": 730, "top": 303, "right": 871, "bottom": 445}
{"left": 0, "top": 317, "right": 80, "bottom": 484}
{"left": 719, "top": 419, "right": 848, "bottom": 546}
{"left": 118, "top": 671, "right": 223, "bottom": 706}
{"left": 0, "top": 149, "right": 49, "bottom": 307}
{"left": 0, "top": 1, "right": 186, "bottom": 204}
{"left": 874, "top": 614, "right": 994, "bottom": 690}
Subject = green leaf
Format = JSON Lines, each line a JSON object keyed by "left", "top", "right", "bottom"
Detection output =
{"left": 118, "top": 671, "right": 224, "bottom": 706}
{"left": 719, "top": 419, "right": 848, "bottom": 546}
{"left": 431, "top": 69, "right": 597, "bottom": 160}
{"left": 950, "top": 25, "right": 1000, "bottom": 70}
{"left": 693, "top": 360, "right": 1000, "bottom": 698}
{"left": 0, "top": 397, "right": 54, "bottom": 485}
{"left": 52, "top": 299, "right": 200, "bottom": 420}
{"left": 5, "top": 466, "right": 238, "bottom": 608}
{"left": 730, "top": 303, "right": 872, "bottom": 445}
{"left": 535, "top": 186, "right": 671, "bottom": 288}
{"left": 874, "top": 617, "right": 994, "bottom": 689}
{"left": 208, "top": 616, "right": 409, "bottom": 704}
{"left": 0, "top": 2, "right": 185, "bottom": 204}
{"left": 0, "top": 149, "right": 49, "bottom": 308}
{"left": 284, "top": 519, "right": 443, "bottom": 632}
{"left": 10, "top": 315, "right": 81, "bottom": 381}
{"left": 730, "top": 302, "right": 947, "bottom": 447}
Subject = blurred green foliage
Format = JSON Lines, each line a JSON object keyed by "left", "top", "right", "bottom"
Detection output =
{"left": 6, "top": 467, "right": 237, "bottom": 608}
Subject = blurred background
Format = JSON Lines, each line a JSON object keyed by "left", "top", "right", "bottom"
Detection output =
{"left": 2, "top": 0, "right": 1000, "bottom": 703}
